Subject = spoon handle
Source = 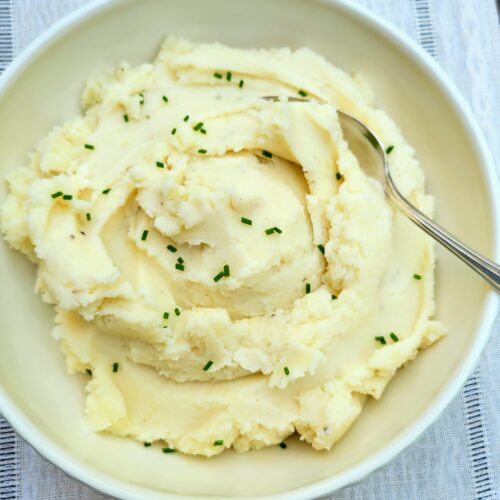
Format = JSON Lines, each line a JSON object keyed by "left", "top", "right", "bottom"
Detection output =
{"left": 385, "top": 175, "right": 500, "bottom": 293}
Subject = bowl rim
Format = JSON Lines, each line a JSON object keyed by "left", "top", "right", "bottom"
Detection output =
{"left": 0, "top": 0, "right": 498, "bottom": 498}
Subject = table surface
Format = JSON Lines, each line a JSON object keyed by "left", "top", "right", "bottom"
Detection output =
{"left": 0, "top": 0, "right": 499, "bottom": 499}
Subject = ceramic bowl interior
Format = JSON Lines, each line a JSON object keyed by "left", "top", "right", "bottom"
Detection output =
{"left": 0, "top": 0, "right": 497, "bottom": 498}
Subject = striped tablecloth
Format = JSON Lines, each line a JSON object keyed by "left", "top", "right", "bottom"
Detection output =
{"left": 0, "top": 1, "right": 499, "bottom": 498}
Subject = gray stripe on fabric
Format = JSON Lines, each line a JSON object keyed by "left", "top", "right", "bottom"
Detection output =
{"left": 0, "top": 0, "right": 14, "bottom": 72}
{"left": 463, "top": 371, "right": 495, "bottom": 500}
{"left": 0, "top": 416, "right": 18, "bottom": 500}
{"left": 412, "top": 0, "right": 438, "bottom": 58}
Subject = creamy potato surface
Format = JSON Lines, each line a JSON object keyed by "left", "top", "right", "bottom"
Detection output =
{"left": 1, "top": 37, "right": 443, "bottom": 456}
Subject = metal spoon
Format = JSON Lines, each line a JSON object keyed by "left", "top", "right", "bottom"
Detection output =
{"left": 263, "top": 96, "right": 500, "bottom": 292}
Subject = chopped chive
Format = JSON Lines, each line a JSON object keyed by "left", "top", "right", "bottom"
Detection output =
{"left": 265, "top": 227, "right": 275, "bottom": 235}
{"left": 305, "top": 283, "right": 311, "bottom": 294}
{"left": 241, "top": 217, "right": 252, "bottom": 225}
{"left": 183, "top": 115, "right": 189, "bottom": 122}
{"left": 162, "top": 95, "right": 169, "bottom": 103}
{"left": 213, "top": 271, "right": 225, "bottom": 282}
{"left": 375, "top": 336, "right": 386, "bottom": 345}
{"left": 317, "top": 244, "right": 325, "bottom": 254}
{"left": 85, "top": 368, "right": 92, "bottom": 376}
{"left": 336, "top": 172, "right": 343, "bottom": 181}
{"left": 144, "top": 442, "right": 152, "bottom": 447}
{"left": 284, "top": 366, "right": 290, "bottom": 376}
{"left": 163, "top": 312, "right": 169, "bottom": 320}
{"left": 51, "top": 191, "right": 63, "bottom": 199}
{"left": 273, "top": 226, "right": 282, "bottom": 234}
{"left": 162, "top": 447, "right": 176, "bottom": 453}
{"left": 171, "top": 128, "right": 177, "bottom": 135}
{"left": 279, "top": 442, "right": 287, "bottom": 449}
{"left": 167, "top": 244, "right": 177, "bottom": 253}
{"left": 86, "top": 212, "right": 91, "bottom": 221}
{"left": 298, "top": 89, "right": 308, "bottom": 97}
{"left": 139, "top": 93, "right": 145, "bottom": 105}
{"left": 84, "top": 144, "right": 95, "bottom": 150}
{"left": 174, "top": 307, "right": 180, "bottom": 316}
{"left": 390, "top": 332, "right": 399, "bottom": 342}
{"left": 413, "top": 273, "right": 422, "bottom": 280}
{"left": 102, "top": 188, "right": 111, "bottom": 194}
{"left": 177, "top": 256, "right": 184, "bottom": 264}
{"left": 386, "top": 145, "right": 395, "bottom": 155}
{"left": 203, "top": 360, "right": 213, "bottom": 371}
{"left": 226, "top": 71, "right": 232, "bottom": 81}
{"left": 239, "top": 79, "right": 244, "bottom": 88}
{"left": 262, "top": 150, "right": 273, "bottom": 159}
{"left": 175, "top": 263, "right": 185, "bottom": 271}
{"left": 123, "top": 114, "right": 129, "bottom": 123}
{"left": 331, "top": 294, "right": 338, "bottom": 300}
{"left": 200, "top": 128, "right": 207, "bottom": 135}
{"left": 198, "top": 149, "right": 207, "bottom": 154}
{"left": 193, "top": 122, "right": 204, "bottom": 131}
{"left": 214, "top": 72, "right": 223, "bottom": 79}
{"left": 156, "top": 161, "right": 165, "bottom": 168}
{"left": 213, "top": 440, "right": 224, "bottom": 446}
{"left": 141, "top": 230, "right": 149, "bottom": 241}
{"left": 62, "top": 194, "right": 73, "bottom": 200}
{"left": 112, "top": 362, "right": 119, "bottom": 372}
{"left": 214, "top": 264, "right": 230, "bottom": 281}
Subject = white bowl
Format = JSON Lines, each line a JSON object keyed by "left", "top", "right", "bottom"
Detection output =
{"left": 0, "top": 0, "right": 498, "bottom": 498}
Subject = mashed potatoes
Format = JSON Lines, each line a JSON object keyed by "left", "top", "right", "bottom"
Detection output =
{"left": 1, "top": 37, "right": 444, "bottom": 456}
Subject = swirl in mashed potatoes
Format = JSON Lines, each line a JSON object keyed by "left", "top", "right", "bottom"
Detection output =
{"left": 1, "top": 37, "right": 444, "bottom": 456}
